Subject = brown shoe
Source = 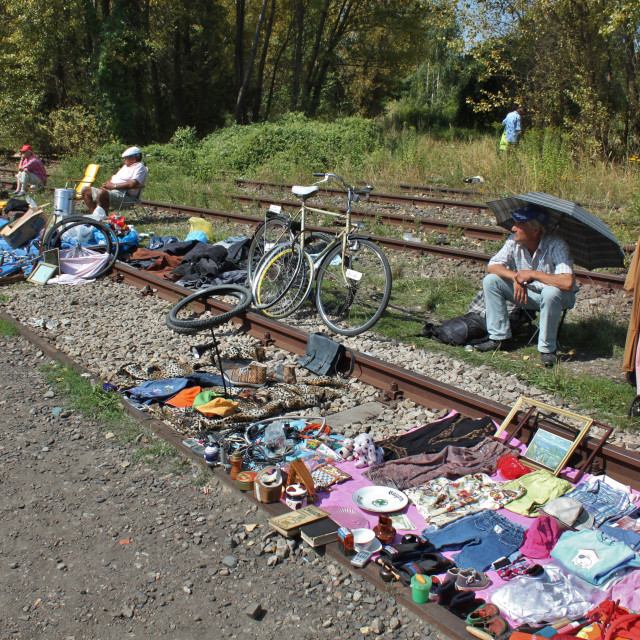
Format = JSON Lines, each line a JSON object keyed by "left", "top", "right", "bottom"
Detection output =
{"left": 225, "top": 362, "right": 267, "bottom": 386}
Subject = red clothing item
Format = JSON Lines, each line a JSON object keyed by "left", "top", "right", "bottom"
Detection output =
{"left": 20, "top": 156, "right": 47, "bottom": 184}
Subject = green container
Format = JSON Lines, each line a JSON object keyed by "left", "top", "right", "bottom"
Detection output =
{"left": 410, "top": 574, "right": 432, "bottom": 604}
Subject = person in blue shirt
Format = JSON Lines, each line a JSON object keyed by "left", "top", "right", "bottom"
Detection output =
{"left": 502, "top": 107, "right": 524, "bottom": 147}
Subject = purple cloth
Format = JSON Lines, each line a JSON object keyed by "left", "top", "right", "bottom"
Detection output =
{"left": 364, "top": 437, "right": 512, "bottom": 490}
{"left": 520, "top": 515, "right": 561, "bottom": 559}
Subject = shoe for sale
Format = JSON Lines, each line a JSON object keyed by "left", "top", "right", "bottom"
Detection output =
{"left": 540, "top": 351, "right": 557, "bottom": 368}
{"left": 455, "top": 569, "right": 492, "bottom": 591}
{"left": 225, "top": 362, "right": 267, "bottom": 387}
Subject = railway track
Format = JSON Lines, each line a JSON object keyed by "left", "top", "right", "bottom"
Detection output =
{"left": 111, "top": 260, "right": 637, "bottom": 486}
{"left": 141, "top": 199, "right": 627, "bottom": 291}
{"left": 0, "top": 176, "right": 627, "bottom": 291}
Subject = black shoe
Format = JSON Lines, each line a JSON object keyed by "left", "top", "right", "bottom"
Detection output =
{"left": 540, "top": 351, "right": 557, "bottom": 368}
{"left": 475, "top": 339, "right": 504, "bottom": 353}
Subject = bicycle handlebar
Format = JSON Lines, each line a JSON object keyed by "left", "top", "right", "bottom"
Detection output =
{"left": 313, "top": 172, "right": 374, "bottom": 195}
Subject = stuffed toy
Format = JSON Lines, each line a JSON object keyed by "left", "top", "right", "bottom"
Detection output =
{"left": 353, "top": 432, "right": 384, "bottom": 468}
{"left": 338, "top": 437, "right": 355, "bottom": 461}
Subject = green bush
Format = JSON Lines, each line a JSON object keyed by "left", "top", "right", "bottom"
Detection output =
{"left": 199, "top": 113, "right": 383, "bottom": 177}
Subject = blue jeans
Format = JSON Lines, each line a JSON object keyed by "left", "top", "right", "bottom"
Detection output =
{"left": 483, "top": 273, "right": 575, "bottom": 353}
{"left": 422, "top": 511, "right": 525, "bottom": 572}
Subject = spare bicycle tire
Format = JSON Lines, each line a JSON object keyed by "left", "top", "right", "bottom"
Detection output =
{"left": 43, "top": 216, "right": 120, "bottom": 279}
{"left": 167, "top": 285, "right": 252, "bottom": 331}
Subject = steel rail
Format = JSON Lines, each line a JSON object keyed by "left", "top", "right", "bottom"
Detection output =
{"left": 112, "top": 261, "right": 638, "bottom": 485}
{"left": 227, "top": 191, "right": 505, "bottom": 240}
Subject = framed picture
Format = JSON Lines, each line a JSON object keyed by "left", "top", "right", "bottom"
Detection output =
{"left": 496, "top": 396, "right": 593, "bottom": 476}
{"left": 42, "top": 248, "right": 59, "bottom": 267}
{"left": 27, "top": 262, "right": 58, "bottom": 285}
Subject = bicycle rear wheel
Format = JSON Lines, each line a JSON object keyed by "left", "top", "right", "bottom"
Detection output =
{"left": 315, "top": 237, "right": 392, "bottom": 336}
{"left": 258, "top": 247, "right": 314, "bottom": 319}
{"left": 252, "top": 242, "right": 308, "bottom": 313}
{"left": 42, "top": 216, "right": 120, "bottom": 279}
{"left": 247, "top": 216, "right": 293, "bottom": 285}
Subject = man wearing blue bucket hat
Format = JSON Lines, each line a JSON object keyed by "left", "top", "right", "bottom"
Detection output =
{"left": 476, "top": 204, "right": 577, "bottom": 367}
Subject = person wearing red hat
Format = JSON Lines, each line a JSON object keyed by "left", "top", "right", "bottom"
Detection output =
{"left": 80, "top": 146, "right": 148, "bottom": 216}
{"left": 13, "top": 145, "right": 47, "bottom": 196}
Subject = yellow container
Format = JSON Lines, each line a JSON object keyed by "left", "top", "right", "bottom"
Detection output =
{"left": 188, "top": 216, "right": 214, "bottom": 243}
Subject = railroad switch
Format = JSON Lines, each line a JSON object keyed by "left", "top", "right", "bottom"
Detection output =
{"left": 375, "top": 380, "right": 404, "bottom": 406}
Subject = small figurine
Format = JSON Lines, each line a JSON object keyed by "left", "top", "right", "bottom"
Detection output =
{"left": 352, "top": 433, "right": 384, "bottom": 469}
{"left": 338, "top": 437, "right": 355, "bottom": 461}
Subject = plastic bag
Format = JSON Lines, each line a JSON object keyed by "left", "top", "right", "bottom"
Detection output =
{"left": 264, "top": 421, "right": 286, "bottom": 454}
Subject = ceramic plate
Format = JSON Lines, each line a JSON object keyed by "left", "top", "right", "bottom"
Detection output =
{"left": 352, "top": 486, "right": 408, "bottom": 513}
{"left": 322, "top": 505, "right": 368, "bottom": 530}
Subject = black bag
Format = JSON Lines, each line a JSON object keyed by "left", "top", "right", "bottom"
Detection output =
{"left": 422, "top": 312, "right": 488, "bottom": 346}
{"left": 298, "top": 333, "right": 355, "bottom": 377}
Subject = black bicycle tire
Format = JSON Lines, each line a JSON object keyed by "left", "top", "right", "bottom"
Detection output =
{"left": 315, "top": 238, "right": 392, "bottom": 336}
{"left": 167, "top": 285, "right": 252, "bottom": 330}
{"left": 247, "top": 216, "right": 293, "bottom": 285}
{"left": 164, "top": 315, "right": 201, "bottom": 335}
{"left": 42, "top": 216, "right": 120, "bottom": 279}
{"left": 251, "top": 242, "right": 304, "bottom": 310}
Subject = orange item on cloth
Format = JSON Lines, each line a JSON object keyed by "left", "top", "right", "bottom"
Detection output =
{"left": 165, "top": 386, "right": 202, "bottom": 408}
{"left": 195, "top": 397, "right": 238, "bottom": 418}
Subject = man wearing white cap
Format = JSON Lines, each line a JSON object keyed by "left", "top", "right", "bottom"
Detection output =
{"left": 81, "top": 146, "right": 148, "bottom": 215}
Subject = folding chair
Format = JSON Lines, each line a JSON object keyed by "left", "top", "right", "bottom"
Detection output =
{"left": 523, "top": 308, "right": 569, "bottom": 347}
{"left": 65, "top": 163, "right": 101, "bottom": 199}
{"left": 117, "top": 163, "right": 148, "bottom": 220}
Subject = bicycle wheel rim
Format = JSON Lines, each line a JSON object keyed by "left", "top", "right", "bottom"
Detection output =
{"left": 247, "top": 216, "right": 293, "bottom": 285}
{"left": 43, "top": 216, "right": 119, "bottom": 279}
{"left": 315, "top": 238, "right": 392, "bottom": 336}
{"left": 252, "top": 243, "right": 303, "bottom": 310}
{"left": 261, "top": 249, "right": 314, "bottom": 319}
{"left": 167, "top": 285, "right": 252, "bottom": 331}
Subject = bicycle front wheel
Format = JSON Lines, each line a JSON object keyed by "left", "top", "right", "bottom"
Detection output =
{"left": 247, "top": 216, "right": 293, "bottom": 285}
{"left": 315, "top": 238, "right": 392, "bottom": 336}
{"left": 252, "top": 243, "right": 310, "bottom": 315}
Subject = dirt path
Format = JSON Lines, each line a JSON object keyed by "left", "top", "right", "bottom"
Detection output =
{"left": 0, "top": 332, "right": 440, "bottom": 640}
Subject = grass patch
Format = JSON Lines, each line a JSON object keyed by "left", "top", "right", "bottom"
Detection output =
{"left": 0, "top": 317, "right": 19, "bottom": 337}
{"left": 130, "top": 441, "right": 180, "bottom": 466}
{"left": 41, "top": 362, "right": 134, "bottom": 430}
{"left": 0, "top": 293, "right": 10, "bottom": 302}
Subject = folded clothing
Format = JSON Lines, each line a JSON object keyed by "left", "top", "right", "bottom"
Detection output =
{"left": 551, "top": 528, "right": 640, "bottom": 586}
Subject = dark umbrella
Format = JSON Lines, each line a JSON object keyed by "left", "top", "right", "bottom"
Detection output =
{"left": 486, "top": 192, "right": 625, "bottom": 270}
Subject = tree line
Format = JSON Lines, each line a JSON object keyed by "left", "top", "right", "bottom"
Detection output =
{"left": 1, "top": 0, "right": 638, "bottom": 158}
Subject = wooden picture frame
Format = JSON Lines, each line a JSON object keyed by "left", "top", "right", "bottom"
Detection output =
{"left": 42, "top": 248, "right": 60, "bottom": 267}
{"left": 27, "top": 262, "right": 58, "bottom": 285}
{"left": 496, "top": 396, "right": 593, "bottom": 476}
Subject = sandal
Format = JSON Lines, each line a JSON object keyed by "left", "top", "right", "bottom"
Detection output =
{"left": 456, "top": 569, "right": 492, "bottom": 591}
{"left": 466, "top": 604, "right": 501, "bottom": 626}
{"left": 483, "top": 616, "right": 510, "bottom": 637}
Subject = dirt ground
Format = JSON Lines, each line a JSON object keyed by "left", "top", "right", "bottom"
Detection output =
{"left": 0, "top": 332, "right": 442, "bottom": 640}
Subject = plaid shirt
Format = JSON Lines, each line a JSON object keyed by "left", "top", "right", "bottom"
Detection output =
{"left": 20, "top": 156, "right": 47, "bottom": 184}
{"left": 488, "top": 234, "right": 575, "bottom": 293}
{"left": 566, "top": 479, "right": 636, "bottom": 527}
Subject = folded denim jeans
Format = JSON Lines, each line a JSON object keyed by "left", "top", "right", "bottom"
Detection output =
{"left": 423, "top": 510, "right": 525, "bottom": 572}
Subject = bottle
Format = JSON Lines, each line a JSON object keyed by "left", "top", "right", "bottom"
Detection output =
{"left": 204, "top": 445, "right": 219, "bottom": 466}
{"left": 373, "top": 514, "right": 396, "bottom": 545}
{"left": 229, "top": 451, "right": 244, "bottom": 480}
{"left": 337, "top": 527, "right": 355, "bottom": 557}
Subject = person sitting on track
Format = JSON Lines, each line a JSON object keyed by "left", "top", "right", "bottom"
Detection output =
{"left": 475, "top": 204, "right": 577, "bottom": 368}
{"left": 13, "top": 145, "right": 47, "bottom": 196}
{"left": 81, "top": 146, "right": 147, "bottom": 215}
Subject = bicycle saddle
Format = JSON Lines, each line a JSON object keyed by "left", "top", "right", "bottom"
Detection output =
{"left": 291, "top": 185, "right": 319, "bottom": 197}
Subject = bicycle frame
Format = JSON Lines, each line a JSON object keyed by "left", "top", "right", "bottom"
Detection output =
{"left": 262, "top": 173, "right": 368, "bottom": 283}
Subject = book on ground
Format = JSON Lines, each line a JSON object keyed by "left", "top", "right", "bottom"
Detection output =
{"left": 300, "top": 518, "right": 341, "bottom": 547}
{"left": 268, "top": 505, "right": 329, "bottom": 537}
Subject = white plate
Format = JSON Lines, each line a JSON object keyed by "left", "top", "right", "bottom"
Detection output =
{"left": 355, "top": 538, "right": 382, "bottom": 554}
{"left": 352, "top": 486, "right": 408, "bottom": 513}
